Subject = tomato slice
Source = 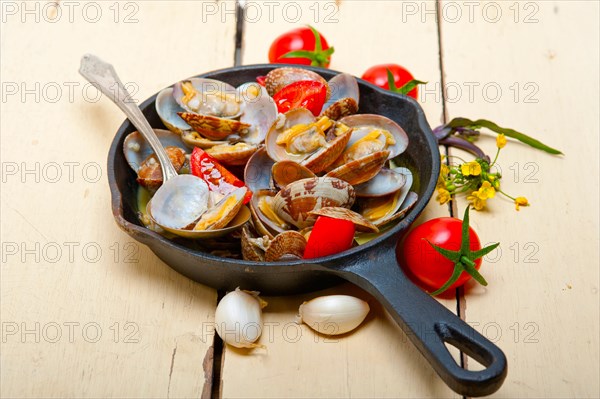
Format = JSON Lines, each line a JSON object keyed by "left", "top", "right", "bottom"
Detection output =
{"left": 256, "top": 76, "right": 266, "bottom": 86}
{"left": 303, "top": 216, "right": 355, "bottom": 259}
{"left": 190, "top": 147, "right": 252, "bottom": 204}
{"left": 272, "top": 80, "right": 328, "bottom": 116}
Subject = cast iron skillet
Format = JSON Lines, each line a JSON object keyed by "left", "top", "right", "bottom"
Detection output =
{"left": 107, "top": 64, "right": 507, "bottom": 397}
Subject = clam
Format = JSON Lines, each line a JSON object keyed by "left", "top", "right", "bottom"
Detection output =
{"left": 358, "top": 167, "right": 416, "bottom": 227}
{"left": 237, "top": 83, "right": 278, "bottom": 145}
{"left": 241, "top": 226, "right": 269, "bottom": 261}
{"left": 325, "top": 150, "right": 390, "bottom": 185}
{"left": 136, "top": 146, "right": 186, "bottom": 191}
{"left": 173, "top": 78, "right": 242, "bottom": 118}
{"left": 308, "top": 207, "right": 379, "bottom": 233}
{"left": 271, "top": 161, "right": 316, "bottom": 189}
{"left": 320, "top": 73, "right": 359, "bottom": 120}
{"left": 338, "top": 114, "right": 409, "bottom": 162}
{"left": 155, "top": 88, "right": 191, "bottom": 134}
{"left": 272, "top": 177, "right": 355, "bottom": 229}
{"left": 265, "top": 109, "right": 352, "bottom": 173}
{"left": 251, "top": 189, "right": 290, "bottom": 235}
{"left": 265, "top": 67, "right": 330, "bottom": 98}
{"left": 178, "top": 112, "right": 251, "bottom": 141}
{"left": 194, "top": 187, "right": 247, "bottom": 231}
{"left": 205, "top": 142, "right": 257, "bottom": 166}
{"left": 244, "top": 147, "right": 275, "bottom": 193}
{"left": 354, "top": 168, "right": 407, "bottom": 197}
{"left": 123, "top": 129, "right": 188, "bottom": 172}
{"left": 264, "top": 231, "right": 307, "bottom": 261}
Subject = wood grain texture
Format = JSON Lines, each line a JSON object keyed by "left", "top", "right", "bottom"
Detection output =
{"left": 440, "top": 1, "right": 599, "bottom": 397}
{"left": 222, "top": 1, "right": 460, "bottom": 397}
{"left": 0, "top": 2, "right": 236, "bottom": 397}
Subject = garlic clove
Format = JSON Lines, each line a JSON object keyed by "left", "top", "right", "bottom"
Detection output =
{"left": 296, "top": 295, "right": 370, "bottom": 335}
{"left": 215, "top": 288, "right": 267, "bottom": 349}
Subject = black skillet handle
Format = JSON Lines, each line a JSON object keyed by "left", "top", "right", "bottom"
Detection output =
{"left": 331, "top": 241, "right": 507, "bottom": 397}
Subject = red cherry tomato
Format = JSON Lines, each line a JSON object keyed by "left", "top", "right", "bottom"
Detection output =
{"left": 269, "top": 26, "right": 333, "bottom": 67}
{"left": 400, "top": 217, "right": 482, "bottom": 292}
{"left": 190, "top": 147, "right": 252, "bottom": 204}
{"left": 303, "top": 216, "right": 355, "bottom": 259}
{"left": 272, "top": 80, "right": 328, "bottom": 116}
{"left": 362, "top": 64, "right": 419, "bottom": 99}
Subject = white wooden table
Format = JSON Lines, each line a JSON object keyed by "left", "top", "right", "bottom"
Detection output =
{"left": 1, "top": 1, "right": 598, "bottom": 397}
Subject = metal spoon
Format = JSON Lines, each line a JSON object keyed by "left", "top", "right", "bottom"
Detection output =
{"left": 79, "top": 54, "right": 209, "bottom": 231}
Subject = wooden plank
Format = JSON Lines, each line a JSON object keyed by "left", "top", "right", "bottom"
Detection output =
{"left": 0, "top": 2, "right": 237, "bottom": 397}
{"left": 221, "top": 1, "right": 460, "bottom": 397}
{"left": 440, "top": 1, "right": 599, "bottom": 397}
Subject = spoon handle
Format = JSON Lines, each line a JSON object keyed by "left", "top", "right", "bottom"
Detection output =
{"left": 79, "top": 54, "right": 178, "bottom": 181}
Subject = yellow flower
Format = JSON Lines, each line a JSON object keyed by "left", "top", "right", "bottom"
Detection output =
{"left": 467, "top": 192, "right": 487, "bottom": 211}
{"left": 440, "top": 163, "right": 450, "bottom": 177}
{"left": 515, "top": 197, "right": 529, "bottom": 211}
{"left": 476, "top": 181, "right": 496, "bottom": 200}
{"left": 436, "top": 188, "right": 451, "bottom": 205}
{"left": 461, "top": 161, "right": 482, "bottom": 176}
{"left": 496, "top": 134, "right": 507, "bottom": 149}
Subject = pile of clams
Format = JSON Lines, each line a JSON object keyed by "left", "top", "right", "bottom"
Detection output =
{"left": 123, "top": 67, "right": 418, "bottom": 260}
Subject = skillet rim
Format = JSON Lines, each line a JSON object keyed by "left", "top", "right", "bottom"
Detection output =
{"left": 107, "top": 63, "right": 440, "bottom": 271}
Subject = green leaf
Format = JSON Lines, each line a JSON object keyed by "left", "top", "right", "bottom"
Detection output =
{"left": 386, "top": 69, "right": 398, "bottom": 91}
{"left": 280, "top": 50, "right": 319, "bottom": 60}
{"left": 430, "top": 262, "right": 465, "bottom": 296}
{"left": 425, "top": 239, "right": 461, "bottom": 263}
{"left": 467, "top": 242, "right": 500, "bottom": 261}
{"left": 461, "top": 260, "right": 489, "bottom": 286}
{"left": 307, "top": 25, "right": 322, "bottom": 52}
{"left": 447, "top": 117, "right": 563, "bottom": 155}
{"left": 397, "top": 79, "right": 427, "bottom": 95}
{"left": 460, "top": 206, "right": 471, "bottom": 254}
{"left": 322, "top": 47, "right": 335, "bottom": 56}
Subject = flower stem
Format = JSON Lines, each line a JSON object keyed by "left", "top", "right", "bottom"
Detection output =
{"left": 490, "top": 148, "right": 501, "bottom": 166}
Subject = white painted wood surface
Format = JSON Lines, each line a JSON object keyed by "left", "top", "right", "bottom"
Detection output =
{"left": 1, "top": 1, "right": 598, "bottom": 398}
{"left": 440, "top": 1, "right": 599, "bottom": 397}
{"left": 0, "top": 2, "right": 235, "bottom": 397}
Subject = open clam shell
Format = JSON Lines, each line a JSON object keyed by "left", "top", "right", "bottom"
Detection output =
{"left": 136, "top": 146, "right": 186, "bottom": 191}
{"left": 265, "top": 67, "right": 330, "bottom": 98}
{"left": 325, "top": 150, "right": 390, "bottom": 186}
{"left": 308, "top": 207, "right": 379, "bottom": 233}
{"left": 194, "top": 187, "right": 248, "bottom": 231}
{"left": 238, "top": 84, "right": 278, "bottom": 145}
{"left": 178, "top": 112, "right": 251, "bottom": 141}
{"left": 250, "top": 189, "right": 290, "bottom": 236}
{"left": 123, "top": 129, "right": 188, "bottom": 172}
{"left": 241, "top": 226, "right": 269, "bottom": 261}
{"left": 355, "top": 168, "right": 407, "bottom": 197}
{"left": 147, "top": 174, "right": 210, "bottom": 230}
{"left": 320, "top": 73, "right": 359, "bottom": 120}
{"left": 244, "top": 147, "right": 275, "bottom": 193}
{"left": 180, "top": 131, "right": 227, "bottom": 149}
{"left": 205, "top": 142, "right": 258, "bottom": 166}
{"left": 339, "top": 114, "right": 409, "bottom": 160}
{"left": 156, "top": 87, "right": 191, "bottom": 134}
{"left": 264, "top": 231, "right": 307, "bottom": 262}
{"left": 173, "top": 78, "right": 242, "bottom": 118}
{"left": 358, "top": 167, "right": 415, "bottom": 227}
{"left": 272, "top": 177, "right": 355, "bottom": 229}
{"left": 272, "top": 161, "right": 316, "bottom": 189}
{"left": 265, "top": 109, "right": 351, "bottom": 173}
